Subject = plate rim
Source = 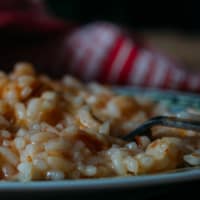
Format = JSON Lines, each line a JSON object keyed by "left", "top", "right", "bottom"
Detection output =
{"left": 0, "top": 168, "right": 200, "bottom": 191}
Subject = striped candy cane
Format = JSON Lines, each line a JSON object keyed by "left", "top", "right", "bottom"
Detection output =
{"left": 64, "top": 22, "right": 200, "bottom": 92}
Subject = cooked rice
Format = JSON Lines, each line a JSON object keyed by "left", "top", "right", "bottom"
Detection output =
{"left": 0, "top": 62, "right": 199, "bottom": 181}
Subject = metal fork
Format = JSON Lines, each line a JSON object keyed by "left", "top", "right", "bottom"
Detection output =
{"left": 123, "top": 116, "right": 200, "bottom": 141}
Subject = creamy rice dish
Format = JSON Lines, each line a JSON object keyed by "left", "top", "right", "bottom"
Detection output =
{"left": 0, "top": 62, "right": 199, "bottom": 181}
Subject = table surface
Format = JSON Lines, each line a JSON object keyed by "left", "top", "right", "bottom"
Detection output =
{"left": 142, "top": 31, "right": 200, "bottom": 71}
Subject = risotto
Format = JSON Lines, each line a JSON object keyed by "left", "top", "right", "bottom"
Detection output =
{"left": 0, "top": 62, "right": 199, "bottom": 181}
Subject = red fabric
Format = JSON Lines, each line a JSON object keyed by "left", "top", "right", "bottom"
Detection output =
{"left": 0, "top": 0, "right": 200, "bottom": 92}
{"left": 0, "top": 0, "right": 66, "bottom": 33}
{"left": 0, "top": 0, "right": 74, "bottom": 74}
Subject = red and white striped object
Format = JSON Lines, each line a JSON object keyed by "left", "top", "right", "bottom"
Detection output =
{"left": 64, "top": 22, "right": 200, "bottom": 92}
{"left": 0, "top": 1, "right": 200, "bottom": 92}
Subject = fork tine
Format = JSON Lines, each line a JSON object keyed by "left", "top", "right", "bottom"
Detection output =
{"left": 123, "top": 116, "right": 200, "bottom": 141}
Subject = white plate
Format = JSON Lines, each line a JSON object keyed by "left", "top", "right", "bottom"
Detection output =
{"left": 0, "top": 168, "right": 200, "bottom": 192}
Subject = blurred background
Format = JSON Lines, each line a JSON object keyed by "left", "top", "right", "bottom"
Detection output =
{"left": 46, "top": 0, "right": 200, "bottom": 71}
{"left": 0, "top": 0, "right": 200, "bottom": 88}
{"left": 46, "top": 0, "right": 199, "bottom": 32}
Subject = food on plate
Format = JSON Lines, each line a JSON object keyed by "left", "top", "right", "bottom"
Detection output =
{"left": 0, "top": 62, "right": 199, "bottom": 181}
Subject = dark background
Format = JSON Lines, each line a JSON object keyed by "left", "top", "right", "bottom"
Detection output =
{"left": 46, "top": 0, "right": 200, "bottom": 34}
{"left": 45, "top": 0, "right": 200, "bottom": 70}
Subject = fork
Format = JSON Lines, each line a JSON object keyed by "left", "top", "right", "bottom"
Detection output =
{"left": 123, "top": 116, "right": 200, "bottom": 141}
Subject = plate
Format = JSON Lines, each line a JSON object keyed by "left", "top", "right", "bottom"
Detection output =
{"left": 0, "top": 167, "right": 200, "bottom": 192}
{"left": 1, "top": 87, "right": 200, "bottom": 197}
